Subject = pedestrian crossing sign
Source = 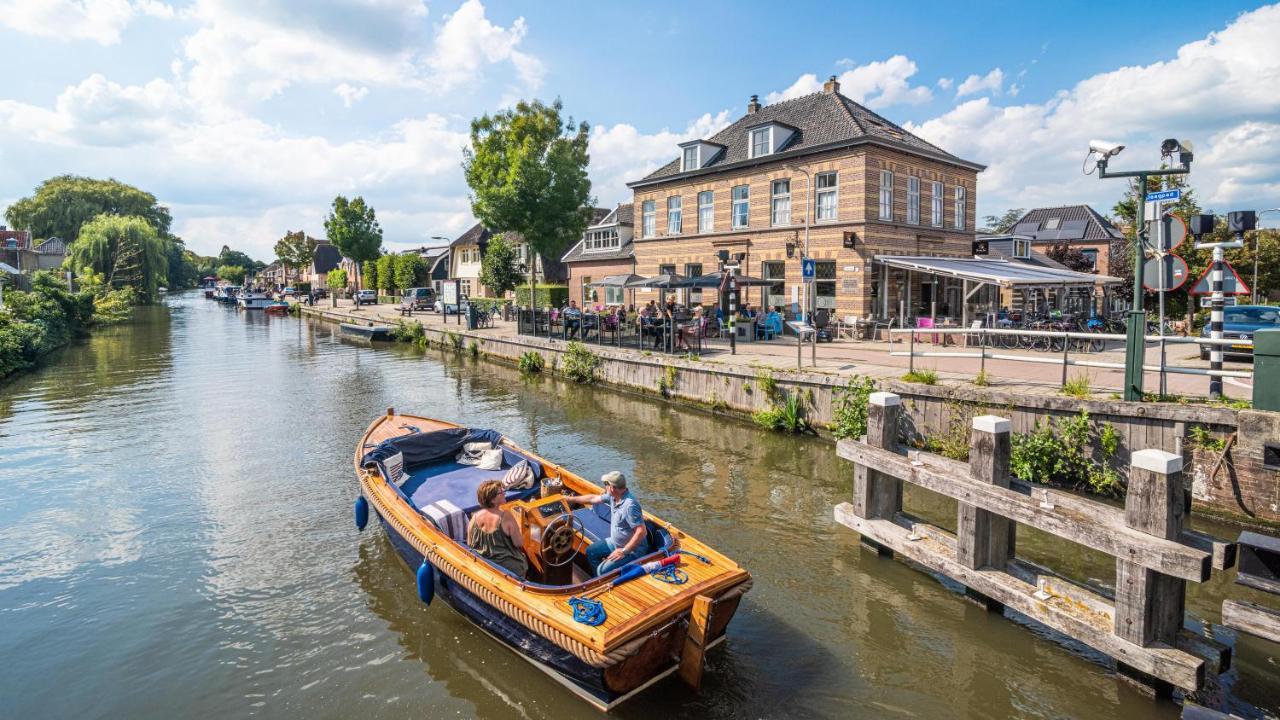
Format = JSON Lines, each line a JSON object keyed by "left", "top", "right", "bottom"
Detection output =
{"left": 1189, "top": 261, "right": 1249, "bottom": 295}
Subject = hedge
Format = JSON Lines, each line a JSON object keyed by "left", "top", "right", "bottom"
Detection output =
{"left": 515, "top": 285, "right": 569, "bottom": 309}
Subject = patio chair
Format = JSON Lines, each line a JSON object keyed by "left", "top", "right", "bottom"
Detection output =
{"left": 835, "top": 314, "right": 860, "bottom": 340}
{"left": 869, "top": 316, "right": 895, "bottom": 342}
{"left": 758, "top": 315, "right": 782, "bottom": 341}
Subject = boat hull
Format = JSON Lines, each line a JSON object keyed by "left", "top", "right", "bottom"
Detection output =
{"left": 341, "top": 323, "right": 393, "bottom": 341}
{"left": 372, "top": 507, "right": 724, "bottom": 710}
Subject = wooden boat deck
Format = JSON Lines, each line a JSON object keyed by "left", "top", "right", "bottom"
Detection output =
{"left": 356, "top": 411, "right": 752, "bottom": 658}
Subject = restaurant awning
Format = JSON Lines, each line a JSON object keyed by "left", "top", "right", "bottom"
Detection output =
{"left": 673, "top": 271, "right": 773, "bottom": 288}
{"left": 873, "top": 256, "right": 1120, "bottom": 288}
{"left": 587, "top": 274, "right": 646, "bottom": 287}
{"left": 628, "top": 273, "right": 686, "bottom": 288}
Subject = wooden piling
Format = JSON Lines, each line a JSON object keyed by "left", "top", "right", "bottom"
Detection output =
{"left": 853, "top": 392, "right": 902, "bottom": 558}
{"left": 956, "top": 416, "right": 1014, "bottom": 611}
{"left": 678, "top": 594, "right": 716, "bottom": 690}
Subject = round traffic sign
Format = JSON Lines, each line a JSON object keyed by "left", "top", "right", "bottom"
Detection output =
{"left": 1142, "top": 254, "right": 1189, "bottom": 292}
{"left": 1146, "top": 214, "right": 1188, "bottom": 253}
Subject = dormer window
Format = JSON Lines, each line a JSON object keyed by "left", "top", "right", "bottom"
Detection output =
{"left": 677, "top": 140, "right": 723, "bottom": 171}
{"left": 750, "top": 128, "right": 771, "bottom": 158}
{"left": 1012, "top": 238, "right": 1030, "bottom": 259}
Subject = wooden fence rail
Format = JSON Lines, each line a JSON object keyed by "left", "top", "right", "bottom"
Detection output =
{"left": 833, "top": 391, "right": 1235, "bottom": 697}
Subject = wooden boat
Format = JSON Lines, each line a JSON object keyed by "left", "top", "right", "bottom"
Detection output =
{"left": 340, "top": 323, "right": 393, "bottom": 341}
{"left": 353, "top": 410, "right": 752, "bottom": 710}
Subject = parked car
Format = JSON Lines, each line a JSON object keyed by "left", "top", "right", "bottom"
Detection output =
{"left": 434, "top": 296, "right": 464, "bottom": 315}
{"left": 281, "top": 287, "right": 297, "bottom": 297}
{"left": 312, "top": 287, "right": 329, "bottom": 299}
{"left": 402, "top": 287, "right": 436, "bottom": 310}
{"left": 1199, "top": 304, "right": 1280, "bottom": 360}
{"left": 355, "top": 289, "right": 378, "bottom": 306}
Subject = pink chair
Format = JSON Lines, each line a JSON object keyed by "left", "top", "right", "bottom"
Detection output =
{"left": 916, "top": 317, "right": 938, "bottom": 344}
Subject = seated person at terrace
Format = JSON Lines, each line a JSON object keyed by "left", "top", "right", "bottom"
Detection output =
{"left": 467, "top": 480, "right": 529, "bottom": 577}
{"left": 566, "top": 471, "right": 648, "bottom": 576}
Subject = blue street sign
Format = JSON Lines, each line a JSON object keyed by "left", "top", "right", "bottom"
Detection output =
{"left": 1145, "top": 189, "right": 1181, "bottom": 202}
{"left": 802, "top": 258, "right": 815, "bottom": 280}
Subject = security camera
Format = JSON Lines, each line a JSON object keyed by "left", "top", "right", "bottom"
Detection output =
{"left": 1089, "top": 140, "right": 1125, "bottom": 159}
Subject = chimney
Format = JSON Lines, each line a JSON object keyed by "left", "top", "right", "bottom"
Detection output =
{"left": 746, "top": 94, "right": 760, "bottom": 114}
{"left": 823, "top": 75, "right": 840, "bottom": 94}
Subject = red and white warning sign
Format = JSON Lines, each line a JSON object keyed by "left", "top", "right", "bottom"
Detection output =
{"left": 1189, "top": 260, "right": 1250, "bottom": 295}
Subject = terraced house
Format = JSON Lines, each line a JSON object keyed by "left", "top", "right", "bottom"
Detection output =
{"left": 626, "top": 76, "right": 984, "bottom": 321}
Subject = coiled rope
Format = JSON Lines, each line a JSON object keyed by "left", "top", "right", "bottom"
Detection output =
{"left": 568, "top": 597, "right": 606, "bottom": 626}
{"left": 651, "top": 565, "right": 688, "bottom": 584}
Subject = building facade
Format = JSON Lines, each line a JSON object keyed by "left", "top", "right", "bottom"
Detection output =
{"left": 562, "top": 205, "right": 634, "bottom": 308}
{"left": 1007, "top": 205, "right": 1125, "bottom": 276}
{"left": 626, "top": 77, "right": 983, "bottom": 321}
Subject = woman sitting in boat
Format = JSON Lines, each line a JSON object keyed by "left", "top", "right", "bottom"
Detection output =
{"left": 467, "top": 480, "right": 529, "bottom": 578}
{"left": 566, "top": 471, "right": 648, "bottom": 576}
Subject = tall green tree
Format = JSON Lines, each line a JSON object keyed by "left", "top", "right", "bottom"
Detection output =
{"left": 362, "top": 258, "right": 378, "bottom": 291}
{"left": 273, "top": 230, "right": 318, "bottom": 286}
{"left": 217, "top": 245, "right": 260, "bottom": 270}
{"left": 393, "top": 253, "right": 426, "bottom": 290}
{"left": 324, "top": 196, "right": 383, "bottom": 292}
{"left": 462, "top": 99, "right": 593, "bottom": 300}
{"left": 5, "top": 175, "right": 172, "bottom": 242}
{"left": 376, "top": 254, "right": 396, "bottom": 294}
{"left": 64, "top": 215, "right": 168, "bottom": 303}
{"left": 981, "top": 208, "right": 1025, "bottom": 234}
{"left": 217, "top": 264, "right": 246, "bottom": 284}
{"left": 479, "top": 233, "right": 522, "bottom": 297}
{"left": 165, "top": 236, "right": 200, "bottom": 289}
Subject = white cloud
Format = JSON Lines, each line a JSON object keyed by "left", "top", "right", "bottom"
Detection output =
{"left": 588, "top": 111, "right": 733, "bottom": 206}
{"left": 427, "top": 0, "right": 544, "bottom": 93}
{"left": 956, "top": 68, "right": 1003, "bottom": 98}
{"left": 906, "top": 4, "right": 1280, "bottom": 222}
{"left": 766, "top": 57, "right": 933, "bottom": 109}
{"left": 937, "top": 77, "right": 954, "bottom": 90}
{"left": 0, "top": 0, "right": 172, "bottom": 45}
{"left": 333, "top": 83, "right": 369, "bottom": 107}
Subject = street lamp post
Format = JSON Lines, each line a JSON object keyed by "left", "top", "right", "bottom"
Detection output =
{"left": 1092, "top": 138, "right": 1193, "bottom": 401}
{"left": 786, "top": 164, "right": 813, "bottom": 322}
{"left": 1252, "top": 209, "right": 1280, "bottom": 304}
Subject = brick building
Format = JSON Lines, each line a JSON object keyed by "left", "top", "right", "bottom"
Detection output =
{"left": 625, "top": 76, "right": 984, "bottom": 321}
{"left": 1007, "top": 205, "right": 1125, "bottom": 276}
{"left": 561, "top": 204, "right": 635, "bottom": 308}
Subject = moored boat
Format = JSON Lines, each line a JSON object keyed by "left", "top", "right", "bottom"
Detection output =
{"left": 237, "top": 291, "right": 273, "bottom": 310}
{"left": 352, "top": 411, "right": 752, "bottom": 710}
{"left": 340, "top": 323, "right": 393, "bottom": 341}
{"left": 264, "top": 301, "right": 289, "bottom": 315}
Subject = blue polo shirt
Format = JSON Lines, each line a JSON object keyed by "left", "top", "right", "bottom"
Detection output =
{"left": 609, "top": 490, "right": 645, "bottom": 548}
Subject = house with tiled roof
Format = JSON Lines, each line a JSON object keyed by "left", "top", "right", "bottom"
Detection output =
{"left": 561, "top": 204, "right": 635, "bottom": 307}
{"left": 1006, "top": 205, "right": 1125, "bottom": 276}
{"left": 626, "top": 75, "right": 984, "bottom": 321}
{"left": 449, "top": 211, "right": 606, "bottom": 298}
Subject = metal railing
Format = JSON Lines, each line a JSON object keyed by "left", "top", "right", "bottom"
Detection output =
{"left": 888, "top": 327, "right": 1252, "bottom": 391}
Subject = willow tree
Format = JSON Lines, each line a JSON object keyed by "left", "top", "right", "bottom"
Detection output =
{"left": 65, "top": 214, "right": 168, "bottom": 303}
{"left": 5, "top": 175, "right": 172, "bottom": 242}
{"left": 462, "top": 99, "right": 593, "bottom": 304}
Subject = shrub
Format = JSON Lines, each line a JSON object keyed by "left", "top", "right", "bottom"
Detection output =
{"left": 1189, "top": 425, "right": 1225, "bottom": 452}
{"left": 902, "top": 368, "right": 938, "bottom": 385}
{"left": 391, "top": 319, "right": 425, "bottom": 345}
{"left": 659, "top": 365, "right": 677, "bottom": 397}
{"left": 830, "top": 375, "right": 877, "bottom": 440}
{"left": 561, "top": 341, "right": 600, "bottom": 383}
{"left": 515, "top": 284, "right": 568, "bottom": 309}
{"left": 973, "top": 369, "right": 991, "bottom": 387}
{"left": 517, "top": 351, "right": 545, "bottom": 373}
{"left": 1009, "top": 410, "right": 1121, "bottom": 496}
{"left": 923, "top": 401, "right": 979, "bottom": 461}
{"left": 755, "top": 368, "right": 778, "bottom": 399}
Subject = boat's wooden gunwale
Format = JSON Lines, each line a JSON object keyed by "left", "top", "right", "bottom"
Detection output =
{"left": 354, "top": 412, "right": 751, "bottom": 661}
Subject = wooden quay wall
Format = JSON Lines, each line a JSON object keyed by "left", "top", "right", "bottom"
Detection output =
{"left": 833, "top": 391, "right": 1237, "bottom": 697}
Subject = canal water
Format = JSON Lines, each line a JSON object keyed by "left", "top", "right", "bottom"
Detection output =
{"left": 1, "top": 292, "right": 1277, "bottom": 720}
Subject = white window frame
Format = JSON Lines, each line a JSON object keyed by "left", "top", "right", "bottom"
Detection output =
{"left": 1080, "top": 248, "right": 1098, "bottom": 270}
{"left": 771, "top": 179, "right": 791, "bottom": 226}
{"left": 584, "top": 228, "right": 620, "bottom": 253}
{"left": 815, "top": 171, "right": 838, "bottom": 222}
{"left": 682, "top": 146, "right": 698, "bottom": 172}
{"left": 667, "top": 195, "right": 682, "bottom": 236}
{"left": 749, "top": 127, "right": 771, "bottom": 158}
{"left": 732, "top": 185, "right": 749, "bottom": 229}
{"left": 1012, "top": 238, "right": 1030, "bottom": 258}
{"left": 931, "top": 181, "right": 944, "bottom": 227}
{"left": 907, "top": 176, "right": 920, "bottom": 225}
{"left": 954, "top": 186, "right": 966, "bottom": 230}
{"left": 642, "top": 200, "right": 656, "bottom": 238}
{"left": 698, "top": 190, "right": 714, "bottom": 233}
{"left": 1044, "top": 217, "right": 1061, "bottom": 229}
{"left": 878, "top": 170, "right": 894, "bottom": 221}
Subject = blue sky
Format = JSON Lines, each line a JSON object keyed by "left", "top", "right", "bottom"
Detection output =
{"left": 0, "top": 0, "right": 1277, "bottom": 260}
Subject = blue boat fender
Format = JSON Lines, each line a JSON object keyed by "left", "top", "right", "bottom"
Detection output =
{"left": 416, "top": 560, "right": 435, "bottom": 606}
{"left": 354, "top": 496, "right": 370, "bottom": 531}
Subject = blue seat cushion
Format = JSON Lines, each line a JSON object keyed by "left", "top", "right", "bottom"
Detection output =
{"left": 401, "top": 457, "right": 542, "bottom": 514}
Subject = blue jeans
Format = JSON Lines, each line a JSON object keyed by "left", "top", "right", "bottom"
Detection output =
{"left": 585, "top": 538, "right": 645, "bottom": 576}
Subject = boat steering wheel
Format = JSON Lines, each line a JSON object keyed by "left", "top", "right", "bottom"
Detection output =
{"left": 540, "top": 513, "right": 585, "bottom": 567}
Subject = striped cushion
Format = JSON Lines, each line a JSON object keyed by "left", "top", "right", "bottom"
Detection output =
{"left": 503, "top": 459, "right": 534, "bottom": 490}
{"left": 382, "top": 451, "right": 407, "bottom": 484}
